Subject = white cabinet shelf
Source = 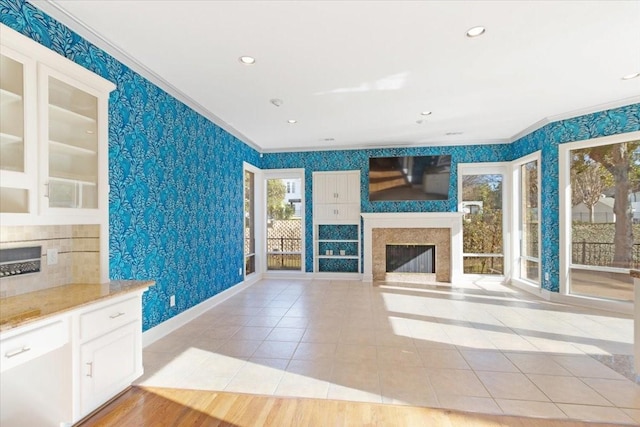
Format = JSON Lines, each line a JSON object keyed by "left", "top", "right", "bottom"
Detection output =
{"left": 312, "top": 170, "right": 362, "bottom": 274}
{"left": 0, "top": 23, "right": 114, "bottom": 227}
{"left": 0, "top": 132, "right": 22, "bottom": 146}
{"left": 49, "top": 139, "right": 97, "bottom": 156}
{"left": 317, "top": 255, "right": 360, "bottom": 260}
{"left": 49, "top": 103, "right": 97, "bottom": 128}
{"left": 0, "top": 87, "right": 21, "bottom": 106}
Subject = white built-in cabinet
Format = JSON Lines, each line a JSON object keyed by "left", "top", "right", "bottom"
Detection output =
{"left": 0, "top": 24, "right": 114, "bottom": 224}
{"left": 0, "top": 290, "right": 146, "bottom": 426}
{"left": 312, "top": 171, "right": 362, "bottom": 274}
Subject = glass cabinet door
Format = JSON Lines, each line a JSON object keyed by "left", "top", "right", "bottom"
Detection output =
{"left": 0, "top": 49, "right": 34, "bottom": 214}
{"left": 43, "top": 72, "right": 99, "bottom": 210}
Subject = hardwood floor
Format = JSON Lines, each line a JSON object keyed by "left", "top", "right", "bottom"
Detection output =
{"left": 79, "top": 386, "right": 624, "bottom": 427}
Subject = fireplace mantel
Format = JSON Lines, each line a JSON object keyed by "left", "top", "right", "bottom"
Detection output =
{"left": 361, "top": 212, "right": 464, "bottom": 283}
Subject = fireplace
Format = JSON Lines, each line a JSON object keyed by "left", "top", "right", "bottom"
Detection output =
{"left": 361, "top": 212, "right": 464, "bottom": 283}
{"left": 386, "top": 244, "right": 435, "bottom": 273}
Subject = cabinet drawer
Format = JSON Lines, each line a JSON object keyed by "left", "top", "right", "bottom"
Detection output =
{"left": 0, "top": 318, "right": 68, "bottom": 372}
{"left": 80, "top": 297, "right": 140, "bottom": 342}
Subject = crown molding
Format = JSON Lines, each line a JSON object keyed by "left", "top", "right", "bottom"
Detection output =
{"left": 29, "top": 0, "right": 262, "bottom": 153}
{"left": 509, "top": 95, "right": 640, "bottom": 143}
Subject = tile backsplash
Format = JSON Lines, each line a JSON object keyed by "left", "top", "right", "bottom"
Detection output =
{"left": 0, "top": 225, "right": 101, "bottom": 298}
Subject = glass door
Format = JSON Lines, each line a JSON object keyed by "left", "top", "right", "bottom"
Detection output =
{"left": 0, "top": 48, "right": 35, "bottom": 214}
{"left": 265, "top": 170, "right": 304, "bottom": 272}
{"left": 41, "top": 68, "right": 99, "bottom": 211}
{"left": 460, "top": 165, "right": 507, "bottom": 275}
{"left": 518, "top": 158, "right": 540, "bottom": 284}
{"left": 244, "top": 169, "right": 256, "bottom": 275}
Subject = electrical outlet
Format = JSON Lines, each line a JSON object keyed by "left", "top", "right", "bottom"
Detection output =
{"left": 170, "top": 295, "right": 175, "bottom": 307}
{"left": 544, "top": 272, "right": 550, "bottom": 281}
{"left": 239, "top": 268, "right": 243, "bottom": 276}
{"left": 47, "top": 248, "right": 58, "bottom": 265}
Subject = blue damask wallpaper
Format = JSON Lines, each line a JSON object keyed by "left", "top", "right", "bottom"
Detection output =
{"left": 1, "top": 0, "right": 261, "bottom": 330}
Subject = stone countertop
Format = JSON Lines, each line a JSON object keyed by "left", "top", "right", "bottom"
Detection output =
{"left": 632, "top": 270, "right": 640, "bottom": 280}
{"left": 0, "top": 280, "right": 154, "bottom": 332}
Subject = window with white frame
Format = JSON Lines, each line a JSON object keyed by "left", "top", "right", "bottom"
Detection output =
{"left": 560, "top": 132, "right": 639, "bottom": 302}
{"left": 458, "top": 163, "right": 509, "bottom": 275}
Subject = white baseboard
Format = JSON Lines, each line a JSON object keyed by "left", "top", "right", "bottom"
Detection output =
{"left": 262, "top": 271, "right": 363, "bottom": 281}
{"left": 142, "top": 275, "right": 261, "bottom": 347}
{"left": 312, "top": 272, "right": 363, "bottom": 281}
{"left": 262, "top": 271, "right": 311, "bottom": 280}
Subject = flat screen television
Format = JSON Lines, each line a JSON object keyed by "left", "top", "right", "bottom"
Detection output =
{"left": 368, "top": 155, "right": 451, "bottom": 201}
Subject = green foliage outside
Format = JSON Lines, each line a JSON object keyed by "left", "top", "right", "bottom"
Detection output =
{"left": 267, "top": 179, "right": 295, "bottom": 220}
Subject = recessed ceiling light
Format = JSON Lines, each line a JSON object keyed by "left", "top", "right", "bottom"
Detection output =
{"left": 270, "top": 98, "right": 283, "bottom": 107}
{"left": 287, "top": 119, "right": 297, "bottom": 124}
{"left": 421, "top": 111, "right": 432, "bottom": 116}
{"left": 446, "top": 132, "right": 463, "bottom": 136}
{"left": 466, "top": 26, "right": 486, "bottom": 38}
{"left": 416, "top": 120, "right": 425, "bottom": 124}
{"left": 622, "top": 72, "right": 640, "bottom": 80}
{"left": 239, "top": 56, "right": 256, "bottom": 65}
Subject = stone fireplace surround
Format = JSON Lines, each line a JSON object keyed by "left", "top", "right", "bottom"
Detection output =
{"left": 361, "top": 212, "right": 464, "bottom": 283}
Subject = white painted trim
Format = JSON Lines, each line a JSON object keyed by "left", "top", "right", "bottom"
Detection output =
{"left": 243, "top": 162, "right": 264, "bottom": 278}
{"left": 262, "top": 271, "right": 311, "bottom": 280}
{"left": 361, "top": 212, "right": 464, "bottom": 284}
{"left": 313, "top": 272, "right": 363, "bottom": 281}
{"left": 510, "top": 151, "right": 542, "bottom": 289}
{"left": 142, "top": 277, "right": 259, "bottom": 348}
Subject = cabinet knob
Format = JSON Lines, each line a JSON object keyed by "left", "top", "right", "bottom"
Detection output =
{"left": 44, "top": 183, "right": 49, "bottom": 198}
{"left": 109, "top": 312, "right": 125, "bottom": 319}
{"left": 86, "top": 361, "right": 93, "bottom": 377}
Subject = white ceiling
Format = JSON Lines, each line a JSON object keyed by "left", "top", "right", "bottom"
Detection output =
{"left": 31, "top": 0, "right": 640, "bottom": 152}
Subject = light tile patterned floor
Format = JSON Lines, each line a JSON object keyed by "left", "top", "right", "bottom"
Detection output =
{"left": 137, "top": 279, "right": 640, "bottom": 425}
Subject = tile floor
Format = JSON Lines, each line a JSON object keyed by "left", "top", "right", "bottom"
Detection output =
{"left": 137, "top": 278, "right": 640, "bottom": 425}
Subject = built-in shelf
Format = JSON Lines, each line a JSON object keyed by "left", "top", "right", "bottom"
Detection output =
{"left": 317, "top": 255, "right": 359, "bottom": 259}
{"left": 0, "top": 87, "right": 21, "bottom": 106}
{"left": 49, "top": 139, "right": 97, "bottom": 156}
{"left": 49, "top": 103, "right": 96, "bottom": 125}
{"left": 0, "top": 132, "right": 22, "bottom": 146}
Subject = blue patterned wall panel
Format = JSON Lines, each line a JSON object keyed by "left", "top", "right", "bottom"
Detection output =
{"left": 2, "top": 0, "right": 261, "bottom": 330}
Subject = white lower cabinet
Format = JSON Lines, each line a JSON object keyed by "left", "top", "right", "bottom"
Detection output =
{"left": 80, "top": 321, "right": 141, "bottom": 415}
{"left": 0, "top": 290, "right": 146, "bottom": 426}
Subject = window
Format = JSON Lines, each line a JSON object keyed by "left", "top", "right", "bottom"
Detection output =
{"left": 459, "top": 163, "right": 508, "bottom": 275}
{"left": 560, "top": 132, "right": 639, "bottom": 302}
{"left": 513, "top": 154, "right": 540, "bottom": 285}
{"left": 244, "top": 169, "right": 256, "bottom": 275}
